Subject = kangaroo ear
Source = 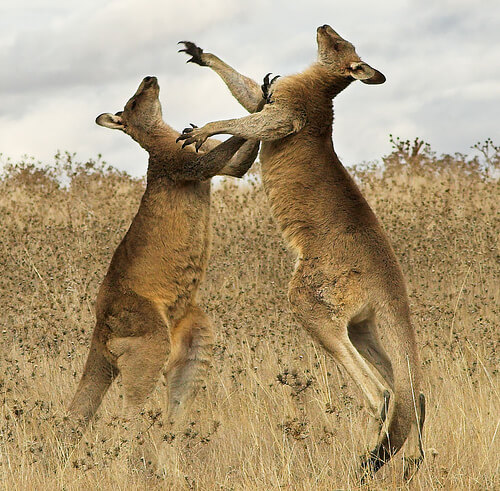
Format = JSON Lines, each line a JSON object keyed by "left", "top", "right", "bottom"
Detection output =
{"left": 349, "top": 62, "right": 386, "bottom": 85}
{"left": 96, "top": 113, "right": 125, "bottom": 130}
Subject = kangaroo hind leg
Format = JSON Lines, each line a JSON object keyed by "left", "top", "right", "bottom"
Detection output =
{"left": 289, "top": 285, "right": 389, "bottom": 442}
{"left": 303, "top": 314, "right": 393, "bottom": 466}
{"left": 348, "top": 317, "right": 394, "bottom": 389}
{"left": 109, "top": 324, "right": 169, "bottom": 420}
{"left": 163, "top": 305, "right": 214, "bottom": 426}
{"left": 403, "top": 392, "right": 426, "bottom": 480}
{"left": 348, "top": 317, "right": 397, "bottom": 457}
{"left": 289, "top": 278, "right": 400, "bottom": 478}
{"left": 68, "top": 327, "right": 118, "bottom": 424}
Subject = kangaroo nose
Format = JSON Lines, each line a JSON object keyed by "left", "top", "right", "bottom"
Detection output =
{"left": 143, "top": 76, "right": 158, "bottom": 87}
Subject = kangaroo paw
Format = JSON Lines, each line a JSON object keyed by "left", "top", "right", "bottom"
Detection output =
{"left": 261, "top": 73, "right": 280, "bottom": 103}
{"left": 176, "top": 125, "right": 208, "bottom": 151}
{"left": 178, "top": 41, "right": 207, "bottom": 66}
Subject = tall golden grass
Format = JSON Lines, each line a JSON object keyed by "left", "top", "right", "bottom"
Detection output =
{"left": 0, "top": 139, "right": 498, "bottom": 490}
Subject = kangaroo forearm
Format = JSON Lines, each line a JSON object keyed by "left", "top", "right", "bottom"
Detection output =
{"left": 202, "top": 53, "right": 263, "bottom": 113}
{"left": 191, "top": 136, "right": 247, "bottom": 180}
{"left": 202, "top": 112, "right": 298, "bottom": 141}
{"left": 218, "top": 139, "right": 260, "bottom": 178}
{"left": 198, "top": 136, "right": 223, "bottom": 152}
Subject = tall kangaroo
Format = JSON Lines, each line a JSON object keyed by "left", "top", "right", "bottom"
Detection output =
{"left": 178, "top": 26, "right": 426, "bottom": 480}
{"left": 68, "top": 76, "right": 260, "bottom": 426}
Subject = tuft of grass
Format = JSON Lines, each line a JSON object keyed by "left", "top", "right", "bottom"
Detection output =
{"left": 0, "top": 139, "right": 498, "bottom": 489}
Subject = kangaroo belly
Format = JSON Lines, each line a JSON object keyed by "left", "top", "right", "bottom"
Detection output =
{"left": 103, "top": 185, "right": 212, "bottom": 307}
{"left": 260, "top": 141, "right": 342, "bottom": 255}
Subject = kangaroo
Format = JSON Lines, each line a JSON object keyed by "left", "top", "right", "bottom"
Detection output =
{"left": 68, "top": 76, "right": 260, "bottom": 427}
{"left": 178, "top": 27, "right": 426, "bottom": 480}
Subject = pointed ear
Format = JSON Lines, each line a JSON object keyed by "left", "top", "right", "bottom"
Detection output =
{"left": 95, "top": 113, "right": 125, "bottom": 130}
{"left": 349, "top": 62, "right": 386, "bottom": 85}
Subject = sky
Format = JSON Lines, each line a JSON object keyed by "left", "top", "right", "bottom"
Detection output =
{"left": 1, "top": 0, "right": 499, "bottom": 176}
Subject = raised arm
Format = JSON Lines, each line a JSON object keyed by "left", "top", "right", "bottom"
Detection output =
{"left": 170, "top": 135, "right": 255, "bottom": 181}
{"left": 194, "top": 134, "right": 259, "bottom": 178}
{"left": 177, "top": 43, "right": 284, "bottom": 176}
{"left": 178, "top": 42, "right": 273, "bottom": 177}
{"left": 179, "top": 41, "right": 264, "bottom": 113}
{"left": 177, "top": 103, "right": 306, "bottom": 151}
{"left": 217, "top": 138, "right": 260, "bottom": 178}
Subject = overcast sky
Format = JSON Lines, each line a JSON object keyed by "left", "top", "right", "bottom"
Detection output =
{"left": 1, "top": 1, "right": 499, "bottom": 176}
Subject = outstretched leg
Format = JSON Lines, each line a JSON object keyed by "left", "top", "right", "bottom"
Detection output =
{"left": 317, "top": 329, "right": 389, "bottom": 415}
{"left": 68, "top": 327, "right": 118, "bottom": 423}
{"left": 348, "top": 318, "right": 397, "bottom": 453}
{"left": 109, "top": 328, "right": 170, "bottom": 419}
{"left": 342, "top": 308, "right": 424, "bottom": 481}
{"left": 348, "top": 318, "right": 394, "bottom": 389}
{"left": 288, "top": 271, "right": 419, "bottom": 478}
{"left": 403, "top": 392, "right": 426, "bottom": 480}
{"left": 288, "top": 280, "right": 389, "bottom": 437}
{"left": 98, "top": 326, "right": 169, "bottom": 472}
{"left": 163, "top": 305, "right": 214, "bottom": 425}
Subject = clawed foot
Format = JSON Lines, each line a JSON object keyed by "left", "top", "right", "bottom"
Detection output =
{"left": 178, "top": 41, "right": 207, "bottom": 66}
{"left": 403, "top": 392, "right": 426, "bottom": 480}
{"left": 176, "top": 124, "right": 208, "bottom": 152}
{"left": 359, "top": 442, "right": 392, "bottom": 483}
{"left": 359, "top": 449, "right": 385, "bottom": 482}
{"left": 359, "top": 390, "right": 391, "bottom": 482}
{"left": 261, "top": 72, "right": 280, "bottom": 103}
{"left": 403, "top": 455, "right": 424, "bottom": 481}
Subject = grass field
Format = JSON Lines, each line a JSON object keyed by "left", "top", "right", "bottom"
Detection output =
{"left": 0, "top": 139, "right": 498, "bottom": 489}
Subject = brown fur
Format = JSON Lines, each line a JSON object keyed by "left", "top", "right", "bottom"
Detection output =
{"left": 180, "top": 27, "right": 426, "bottom": 480}
{"left": 68, "top": 76, "right": 260, "bottom": 425}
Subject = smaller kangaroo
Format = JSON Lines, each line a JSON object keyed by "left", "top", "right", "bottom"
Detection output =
{"left": 68, "top": 76, "right": 259, "bottom": 426}
{"left": 179, "top": 28, "right": 426, "bottom": 481}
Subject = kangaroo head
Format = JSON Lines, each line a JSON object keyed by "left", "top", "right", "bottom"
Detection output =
{"left": 96, "top": 76, "right": 163, "bottom": 141}
{"left": 316, "top": 25, "right": 385, "bottom": 85}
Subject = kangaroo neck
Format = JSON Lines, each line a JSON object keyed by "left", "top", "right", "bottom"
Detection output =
{"left": 136, "top": 125, "right": 183, "bottom": 183}
{"left": 302, "top": 63, "right": 353, "bottom": 99}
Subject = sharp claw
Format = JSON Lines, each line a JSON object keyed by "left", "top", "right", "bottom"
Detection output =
{"left": 176, "top": 136, "right": 183, "bottom": 143}
{"left": 271, "top": 75, "right": 280, "bottom": 84}
{"left": 182, "top": 138, "right": 195, "bottom": 148}
{"left": 178, "top": 48, "right": 187, "bottom": 53}
{"left": 190, "top": 123, "right": 198, "bottom": 128}
{"left": 195, "top": 140, "right": 203, "bottom": 152}
{"left": 182, "top": 127, "right": 194, "bottom": 134}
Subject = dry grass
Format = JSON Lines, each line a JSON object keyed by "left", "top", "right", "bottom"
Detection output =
{"left": 0, "top": 140, "right": 499, "bottom": 490}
